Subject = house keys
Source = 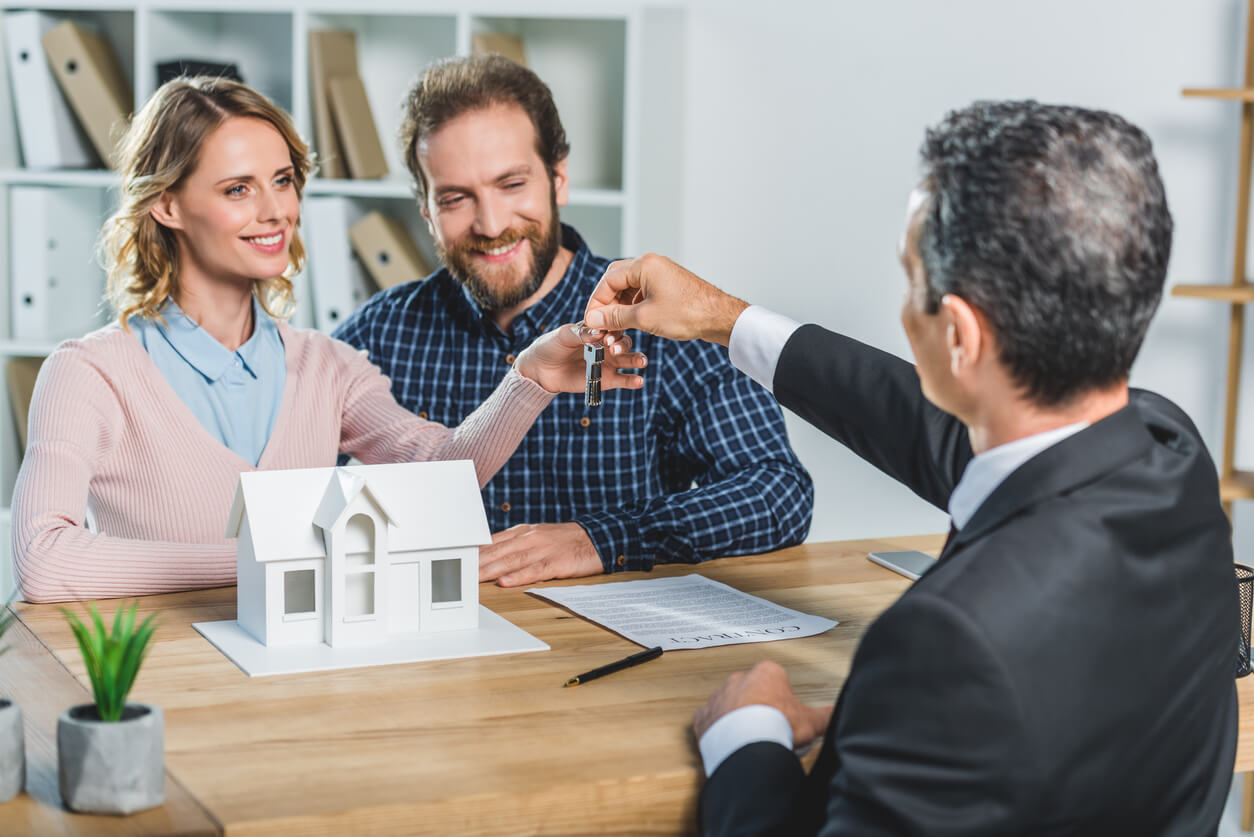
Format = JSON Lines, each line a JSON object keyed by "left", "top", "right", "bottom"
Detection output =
{"left": 584, "top": 341, "right": 604, "bottom": 407}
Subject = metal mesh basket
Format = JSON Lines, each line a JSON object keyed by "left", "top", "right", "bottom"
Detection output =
{"left": 1237, "top": 564, "right": 1253, "bottom": 679}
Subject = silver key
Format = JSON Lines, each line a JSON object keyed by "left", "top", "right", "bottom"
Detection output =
{"left": 584, "top": 342, "right": 604, "bottom": 407}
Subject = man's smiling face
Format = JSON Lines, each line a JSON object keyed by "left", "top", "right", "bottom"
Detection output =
{"left": 418, "top": 102, "right": 568, "bottom": 312}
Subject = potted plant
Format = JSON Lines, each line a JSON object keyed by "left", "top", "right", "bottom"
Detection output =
{"left": 0, "top": 603, "right": 22, "bottom": 803}
{"left": 57, "top": 601, "right": 162, "bottom": 815}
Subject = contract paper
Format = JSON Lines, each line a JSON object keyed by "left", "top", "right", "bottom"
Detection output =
{"left": 528, "top": 574, "right": 838, "bottom": 650}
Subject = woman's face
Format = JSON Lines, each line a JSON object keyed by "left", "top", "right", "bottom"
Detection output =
{"left": 152, "top": 116, "right": 298, "bottom": 293}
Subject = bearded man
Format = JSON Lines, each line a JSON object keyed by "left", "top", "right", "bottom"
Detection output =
{"left": 334, "top": 54, "right": 813, "bottom": 585}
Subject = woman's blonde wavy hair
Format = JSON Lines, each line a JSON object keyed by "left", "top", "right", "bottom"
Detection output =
{"left": 101, "top": 77, "right": 313, "bottom": 327}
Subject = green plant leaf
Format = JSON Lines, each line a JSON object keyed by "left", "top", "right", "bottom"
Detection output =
{"left": 114, "top": 613, "right": 158, "bottom": 712}
{"left": 110, "top": 601, "right": 125, "bottom": 643}
{"left": 88, "top": 602, "right": 106, "bottom": 646}
{"left": 62, "top": 608, "right": 107, "bottom": 715}
{"left": 101, "top": 632, "right": 125, "bottom": 720}
{"left": 61, "top": 601, "right": 158, "bottom": 722}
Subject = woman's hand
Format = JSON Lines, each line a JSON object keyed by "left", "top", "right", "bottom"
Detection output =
{"left": 513, "top": 324, "right": 647, "bottom": 395}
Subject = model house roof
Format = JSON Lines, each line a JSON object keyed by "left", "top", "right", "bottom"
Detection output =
{"left": 312, "top": 468, "right": 401, "bottom": 532}
{"left": 225, "top": 460, "right": 491, "bottom": 563}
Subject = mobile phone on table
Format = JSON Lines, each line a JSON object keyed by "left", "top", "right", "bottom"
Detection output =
{"left": 867, "top": 550, "right": 938, "bottom": 581}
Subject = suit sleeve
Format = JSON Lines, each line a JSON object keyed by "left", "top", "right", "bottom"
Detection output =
{"left": 700, "top": 741, "right": 808, "bottom": 837}
{"left": 700, "top": 593, "right": 1032, "bottom": 836}
{"left": 773, "top": 324, "right": 972, "bottom": 510}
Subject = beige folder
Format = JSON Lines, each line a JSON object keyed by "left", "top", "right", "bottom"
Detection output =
{"left": 308, "top": 29, "right": 357, "bottom": 180}
{"left": 7, "top": 356, "right": 44, "bottom": 452}
{"left": 327, "top": 74, "right": 388, "bottom": 180}
{"left": 471, "top": 33, "right": 527, "bottom": 66}
{"left": 41, "top": 21, "right": 132, "bottom": 165}
{"left": 348, "top": 212, "right": 430, "bottom": 290}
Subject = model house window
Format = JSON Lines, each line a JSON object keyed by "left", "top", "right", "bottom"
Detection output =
{"left": 432, "top": 558, "right": 461, "bottom": 604}
{"left": 345, "top": 514, "right": 376, "bottom": 568}
{"left": 344, "top": 513, "right": 377, "bottom": 619}
{"left": 284, "top": 569, "right": 316, "bottom": 615}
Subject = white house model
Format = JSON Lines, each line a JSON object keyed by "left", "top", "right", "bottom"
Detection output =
{"left": 224, "top": 460, "right": 487, "bottom": 648}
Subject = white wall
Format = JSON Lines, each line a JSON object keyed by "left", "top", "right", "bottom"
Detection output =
{"left": 628, "top": 0, "right": 1254, "bottom": 555}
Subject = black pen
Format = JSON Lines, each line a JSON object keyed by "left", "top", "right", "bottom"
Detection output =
{"left": 563, "top": 645, "right": 663, "bottom": 687}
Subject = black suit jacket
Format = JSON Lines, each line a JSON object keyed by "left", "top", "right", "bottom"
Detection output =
{"left": 700, "top": 325, "right": 1238, "bottom": 836}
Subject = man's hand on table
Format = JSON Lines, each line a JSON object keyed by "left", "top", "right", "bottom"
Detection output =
{"left": 480, "top": 522, "right": 603, "bottom": 587}
{"left": 693, "top": 660, "right": 834, "bottom": 748}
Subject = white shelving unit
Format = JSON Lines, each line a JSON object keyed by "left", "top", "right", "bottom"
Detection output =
{"left": 0, "top": 0, "right": 685, "bottom": 599}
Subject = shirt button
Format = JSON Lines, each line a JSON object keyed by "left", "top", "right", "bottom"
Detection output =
{"left": 234, "top": 357, "right": 242, "bottom": 368}
{"left": 578, "top": 417, "right": 591, "bottom": 428}
{"left": 539, "top": 323, "right": 548, "bottom": 331}
{"left": 504, "top": 353, "right": 516, "bottom": 365}
{"left": 500, "top": 501, "right": 511, "bottom": 512}
{"left": 417, "top": 410, "right": 428, "bottom": 420}
{"left": 616, "top": 555, "right": 627, "bottom": 568}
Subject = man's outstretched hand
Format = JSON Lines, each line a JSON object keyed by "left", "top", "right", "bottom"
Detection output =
{"left": 584, "top": 253, "right": 749, "bottom": 346}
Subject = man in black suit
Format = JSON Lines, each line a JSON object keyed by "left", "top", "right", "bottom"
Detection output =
{"left": 584, "top": 101, "right": 1238, "bottom": 835}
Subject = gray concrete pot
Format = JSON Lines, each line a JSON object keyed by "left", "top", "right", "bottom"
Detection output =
{"left": 57, "top": 703, "right": 163, "bottom": 815}
{"left": 0, "top": 699, "right": 23, "bottom": 802}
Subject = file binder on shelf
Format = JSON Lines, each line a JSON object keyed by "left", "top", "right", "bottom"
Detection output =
{"left": 9, "top": 186, "right": 108, "bottom": 342}
{"left": 327, "top": 74, "right": 389, "bottom": 180}
{"left": 41, "top": 20, "right": 133, "bottom": 165}
{"left": 348, "top": 211, "right": 430, "bottom": 291}
{"left": 303, "top": 196, "right": 359, "bottom": 332}
{"left": 308, "top": 30, "right": 358, "bottom": 180}
{"left": 471, "top": 33, "right": 527, "bottom": 66}
{"left": 156, "top": 59, "right": 242, "bottom": 86}
{"left": 3, "top": 11, "right": 97, "bottom": 169}
{"left": 6, "top": 355, "right": 44, "bottom": 453}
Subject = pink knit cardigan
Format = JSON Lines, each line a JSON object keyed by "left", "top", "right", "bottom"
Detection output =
{"left": 12, "top": 322, "right": 554, "bottom": 603}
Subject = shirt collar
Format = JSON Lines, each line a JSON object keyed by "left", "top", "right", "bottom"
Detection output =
{"left": 154, "top": 297, "right": 275, "bottom": 382}
{"left": 947, "top": 421, "right": 1088, "bottom": 529}
{"left": 237, "top": 299, "right": 281, "bottom": 370}
{"left": 449, "top": 224, "right": 595, "bottom": 338}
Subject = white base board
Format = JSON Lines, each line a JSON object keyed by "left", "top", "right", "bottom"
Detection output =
{"left": 193, "top": 606, "right": 548, "bottom": 677}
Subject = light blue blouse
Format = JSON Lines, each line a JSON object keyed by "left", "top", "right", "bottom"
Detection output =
{"left": 131, "top": 297, "right": 286, "bottom": 466}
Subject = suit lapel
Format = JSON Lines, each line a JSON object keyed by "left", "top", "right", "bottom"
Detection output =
{"left": 943, "top": 401, "right": 1155, "bottom": 557}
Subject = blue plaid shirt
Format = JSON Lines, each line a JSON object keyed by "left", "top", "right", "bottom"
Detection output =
{"left": 333, "top": 225, "right": 813, "bottom": 572}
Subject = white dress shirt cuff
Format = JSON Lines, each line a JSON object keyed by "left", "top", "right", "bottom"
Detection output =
{"left": 727, "top": 305, "right": 802, "bottom": 395}
{"left": 698, "top": 704, "right": 794, "bottom": 777}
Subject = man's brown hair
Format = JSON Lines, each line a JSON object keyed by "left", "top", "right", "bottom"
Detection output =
{"left": 400, "top": 54, "right": 570, "bottom": 203}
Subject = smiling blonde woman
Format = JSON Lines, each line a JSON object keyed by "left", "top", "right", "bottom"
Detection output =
{"left": 11, "top": 77, "right": 644, "bottom": 604}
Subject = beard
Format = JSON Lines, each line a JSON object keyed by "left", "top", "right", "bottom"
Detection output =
{"left": 438, "top": 192, "right": 561, "bottom": 313}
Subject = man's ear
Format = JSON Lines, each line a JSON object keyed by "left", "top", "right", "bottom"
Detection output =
{"left": 150, "top": 192, "right": 183, "bottom": 231}
{"left": 941, "top": 294, "right": 984, "bottom": 378}
{"left": 552, "top": 157, "right": 570, "bottom": 207}
{"left": 420, "top": 202, "right": 435, "bottom": 238}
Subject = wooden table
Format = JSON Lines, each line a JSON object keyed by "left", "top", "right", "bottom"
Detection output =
{"left": 2, "top": 533, "right": 1251, "bottom": 835}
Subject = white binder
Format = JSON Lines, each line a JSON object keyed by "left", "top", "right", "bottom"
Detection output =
{"left": 3, "top": 11, "right": 96, "bottom": 169}
{"left": 10, "top": 185, "right": 107, "bottom": 341}
{"left": 303, "top": 196, "right": 369, "bottom": 333}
